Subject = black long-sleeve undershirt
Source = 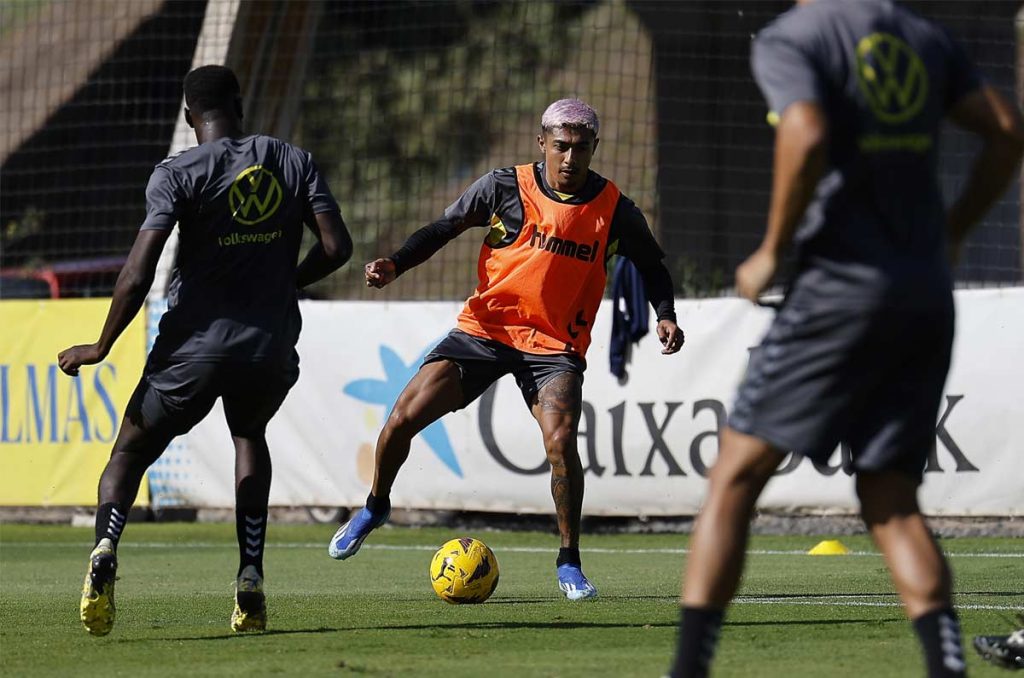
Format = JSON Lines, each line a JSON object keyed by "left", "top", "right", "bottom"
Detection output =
{"left": 637, "top": 261, "right": 677, "bottom": 323}
{"left": 390, "top": 217, "right": 466, "bottom": 276}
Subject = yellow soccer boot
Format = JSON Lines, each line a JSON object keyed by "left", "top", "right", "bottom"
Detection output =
{"left": 231, "top": 564, "right": 266, "bottom": 633}
{"left": 80, "top": 538, "right": 118, "bottom": 636}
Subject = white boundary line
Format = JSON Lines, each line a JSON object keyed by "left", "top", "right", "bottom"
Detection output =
{"left": 733, "top": 599, "right": 1022, "bottom": 611}
{"left": 8, "top": 542, "right": 1023, "bottom": 558}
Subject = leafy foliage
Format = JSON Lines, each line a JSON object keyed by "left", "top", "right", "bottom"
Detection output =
{"left": 297, "top": 1, "right": 589, "bottom": 298}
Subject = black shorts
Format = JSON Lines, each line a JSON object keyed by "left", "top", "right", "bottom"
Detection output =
{"left": 729, "top": 284, "right": 954, "bottom": 480}
{"left": 124, "top": 353, "right": 300, "bottom": 438}
{"left": 423, "top": 329, "right": 585, "bottom": 409}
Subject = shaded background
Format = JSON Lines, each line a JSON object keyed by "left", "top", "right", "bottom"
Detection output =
{"left": 1, "top": 0, "right": 1020, "bottom": 299}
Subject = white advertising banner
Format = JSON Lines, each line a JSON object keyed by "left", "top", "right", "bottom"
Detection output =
{"left": 151, "top": 288, "right": 1023, "bottom": 516}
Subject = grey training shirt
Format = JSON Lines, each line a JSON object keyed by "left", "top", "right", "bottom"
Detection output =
{"left": 751, "top": 0, "right": 981, "bottom": 297}
{"left": 142, "top": 134, "right": 340, "bottom": 362}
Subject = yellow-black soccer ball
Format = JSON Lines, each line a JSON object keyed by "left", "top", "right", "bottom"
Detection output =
{"left": 429, "top": 537, "right": 500, "bottom": 604}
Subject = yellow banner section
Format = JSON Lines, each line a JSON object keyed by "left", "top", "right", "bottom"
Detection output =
{"left": 0, "top": 299, "right": 147, "bottom": 506}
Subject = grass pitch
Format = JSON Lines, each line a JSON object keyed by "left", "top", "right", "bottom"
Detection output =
{"left": 1, "top": 523, "right": 1020, "bottom": 677}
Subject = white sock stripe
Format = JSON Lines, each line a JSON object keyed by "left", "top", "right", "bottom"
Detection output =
{"left": 940, "top": 640, "right": 963, "bottom": 655}
{"left": 943, "top": 656, "right": 966, "bottom": 672}
{"left": 106, "top": 519, "right": 124, "bottom": 537}
{"left": 240, "top": 515, "right": 265, "bottom": 560}
{"left": 936, "top": 613, "right": 966, "bottom": 671}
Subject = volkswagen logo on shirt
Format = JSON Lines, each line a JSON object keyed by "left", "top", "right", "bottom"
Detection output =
{"left": 229, "top": 165, "right": 283, "bottom": 225}
{"left": 855, "top": 33, "right": 929, "bottom": 125}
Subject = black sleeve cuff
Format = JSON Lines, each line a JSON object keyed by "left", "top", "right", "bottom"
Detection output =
{"left": 635, "top": 260, "right": 677, "bottom": 324}
{"left": 389, "top": 252, "right": 408, "bottom": 277}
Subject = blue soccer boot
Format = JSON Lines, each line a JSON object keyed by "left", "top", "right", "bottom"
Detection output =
{"left": 557, "top": 563, "right": 598, "bottom": 600}
{"left": 327, "top": 506, "right": 391, "bottom": 560}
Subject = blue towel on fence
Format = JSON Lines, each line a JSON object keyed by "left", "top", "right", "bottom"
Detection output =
{"left": 609, "top": 256, "right": 648, "bottom": 379}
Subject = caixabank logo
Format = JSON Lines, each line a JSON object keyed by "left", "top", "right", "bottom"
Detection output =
{"left": 343, "top": 341, "right": 977, "bottom": 481}
{"left": 477, "top": 391, "right": 976, "bottom": 479}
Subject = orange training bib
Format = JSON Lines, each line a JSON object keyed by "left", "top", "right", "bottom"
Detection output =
{"left": 456, "top": 163, "right": 620, "bottom": 357}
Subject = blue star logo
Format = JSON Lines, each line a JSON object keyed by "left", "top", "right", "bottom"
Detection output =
{"left": 343, "top": 343, "right": 463, "bottom": 477}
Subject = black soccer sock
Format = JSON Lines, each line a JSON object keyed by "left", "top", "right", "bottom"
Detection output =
{"left": 94, "top": 502, "right": 128, "bottom": 550}
{"left": 365, "top": 492, "right": 390, "bottom": 517}
{"left": 236, "top": 508, "right": 268, "bottom": 578}
{"left": 670, "top": 606, "right": 724, "bottom": 678}
{"left": 556, "top": 547, "right": 581, "bottom": 567}
{"left": 913, "top": 607, "right": 967, "bottom": 677}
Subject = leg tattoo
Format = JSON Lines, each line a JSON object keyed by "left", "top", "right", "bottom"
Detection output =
{"left": 534, "top": 373, "right": 584, "bottom": 549}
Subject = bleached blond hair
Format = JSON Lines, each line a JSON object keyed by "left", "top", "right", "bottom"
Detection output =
{"left": 540, "top": 99, "right": 599, "bottom": 137}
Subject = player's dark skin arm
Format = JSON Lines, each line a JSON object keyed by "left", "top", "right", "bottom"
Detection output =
{"left": 296, "top": 210, "right": 353, "bottom": 289}
{"left": 946, "top": 85, "right": 1024, "bottom": 261}
{"left": 736, "top": 101, "right": 827, "bottom": 302}
{"left": 58, "top": 228, "right": 171, "bottom": 376}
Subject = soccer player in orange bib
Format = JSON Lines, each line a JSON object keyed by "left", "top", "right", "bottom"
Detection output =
{"left": 328, "top": 99, "right": 683, "bottom": 599}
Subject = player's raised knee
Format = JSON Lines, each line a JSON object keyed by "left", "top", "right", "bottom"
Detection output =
{"left": 543, "top": 426, "right": 577, "bottom": 458}
{"left": 382, "top": 406, "right": 421, "bottom": 439}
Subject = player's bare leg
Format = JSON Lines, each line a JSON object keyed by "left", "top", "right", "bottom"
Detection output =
{"left": 671, "top": 427, "right": 782, "bottom": 677}
{"left": 328, "top": 360, "right": 464, "bottom": 560}
{"left": 858, "top": 472, "right": 951, "bottom": 617}
{"left": 97, "top": 413, "right": 173, "bottom": 517}
{"left": 231, "top": 435, "right": 272, "bottom": 632}
{"left": 682, "top": 427, "right": 781, "bottom": 608}
{"left": 531, "top": 372, "right": 594, "bottom": 600}
{"left": 83, "top": 413, "right": 172, "bottom": 636}
{"left": 858, "top": 471, "right": 965, "bottom": 676}
{"left": 532, "top": 372, "right": 584, "bottom": 550}
{"left": 371, "top": 360, "right": 464, "bottom": 498}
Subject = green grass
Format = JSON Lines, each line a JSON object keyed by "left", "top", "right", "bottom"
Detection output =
{"left": 0, "top": 524, "right": 1020, "bottom": 677}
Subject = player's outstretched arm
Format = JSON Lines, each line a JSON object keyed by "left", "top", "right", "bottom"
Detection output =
{"left": 58, "top": 228, "right": 170, "bottom": 376}
{"left": 296, "top": 210, "right": 353, "bottom": 289}
{"left": 368, "top": 171, "right": 499, "bottom": 289}
{"left": 367, "top": 218, "right": 472, "bottom": 289}
{"left": 737, "top": 101, "right": 827, "bottom": 303}
{"left": 946, "top": 85, "right": 1024, "bottom": 261}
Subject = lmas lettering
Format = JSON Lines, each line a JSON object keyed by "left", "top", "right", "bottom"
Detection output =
{"left": 477, "top": 388, "right": 976, "bottom": 477}
{"left": 0, "top": 364, "right": 119, "bottom": 443}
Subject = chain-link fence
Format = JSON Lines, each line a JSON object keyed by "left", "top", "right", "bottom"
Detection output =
{"left": 1, "top": 0, "right": 1020, "bottom": 299}
{"left": 1, "top": 0, "right": 206, "bottom": 297}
